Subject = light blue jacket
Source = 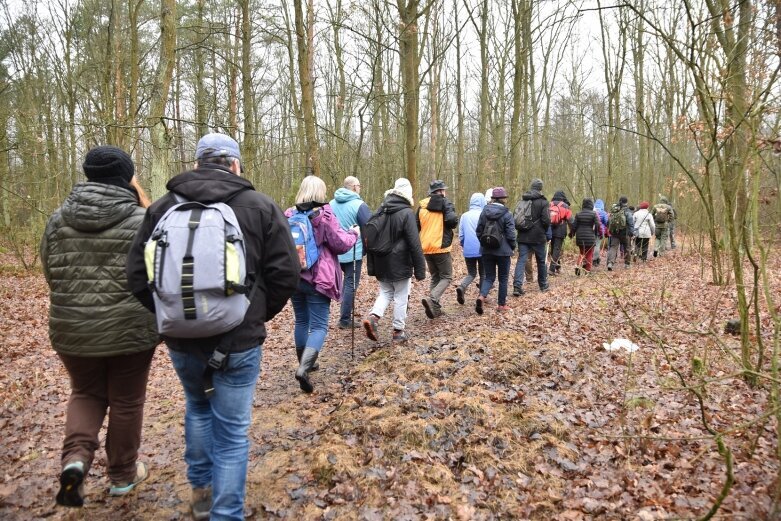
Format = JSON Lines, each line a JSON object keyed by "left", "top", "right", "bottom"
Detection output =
{"left": 458, "top": 193, "right": 487, "bottom": 258}
{"left": 330, "top": 187, "right": 371, "bottom": 263}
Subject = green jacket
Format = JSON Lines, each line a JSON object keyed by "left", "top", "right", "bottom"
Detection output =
{"left": 40, "top": 183, "right": 159, "bottom": 357}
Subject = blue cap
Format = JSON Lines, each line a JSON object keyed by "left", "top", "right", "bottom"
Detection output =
{"left": 195, "top": 133, "right": 241, "bottom": 162}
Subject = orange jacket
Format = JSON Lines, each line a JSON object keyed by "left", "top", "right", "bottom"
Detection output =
{"left": 416, "top": 195, "right": 459, "bottom": 254}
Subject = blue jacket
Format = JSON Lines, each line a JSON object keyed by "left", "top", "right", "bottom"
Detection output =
{"left": 476, "top": 202, "right": 517, "bottom": 257}
{"left": 594, "top": 199, "right": 609, "bottom": 237}
{"left": 330, "top": 188, "right": 371, "bottom": 263}
{"left": 458, "top": 193, "right": 486, "bottom": 258}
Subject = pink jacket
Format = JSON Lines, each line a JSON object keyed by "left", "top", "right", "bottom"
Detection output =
{"left": 286, "top": 204, "right": 358, "bottom": 301}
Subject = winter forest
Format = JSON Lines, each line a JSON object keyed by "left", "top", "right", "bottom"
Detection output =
{"left": 2, "top": 0, "right": 781, "bottom": 519}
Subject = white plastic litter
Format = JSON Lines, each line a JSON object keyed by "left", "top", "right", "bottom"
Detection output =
{"left": 602, "top": 338, "right": 640, "bottom": 353}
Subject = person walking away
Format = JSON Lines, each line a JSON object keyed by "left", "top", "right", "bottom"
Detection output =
{"left": 475, "top": 187, "right": 516, "bottom": 314}
{"left": 286, "top": 175, "right": 359, "bottom": 392}
{"left": 417, "top": 180, "right": 459, "bottom": 318}
{"left": 652, "top": 195, "right": 675, "bottom": 257}
{"left": 456, "top": 192, "right": 486, "bottom": 305}
{"left": 42, "top": 146, "right": 160, "bottom": 507}
{"left": 512, "top": 178, "right": 551, "bottom": 295}
{"left": 592, "top": 199, "right": 609, "bottom": 266}
{"left": 571, "top": 198, "right": 602, "bottom": 275}
{"left": 667, "top": 197, "right": 678, "bottom": 249}
{"left": 126, "top": 133, "right": 300, "bottom": 521}
{"left": 363, "top": 178, "right": 427, "bottom": 342}
{"left": 548, "top": 190, "right": 574, "bottom": 275}
{"left": 606, "top": 195, "right": 635, "bottom": 271}
{"left": 329, "top": 176, "right": 371, "bottom": 328}
{"left": 633, "top": 202, "right": 655, "bottom": 261}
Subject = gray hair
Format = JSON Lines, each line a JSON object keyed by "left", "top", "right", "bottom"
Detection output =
{"left": 343, "top": 176, "right": 360, "bottom": 189}
{"left": 295, "top": 175, "right": 327, "bottom": 204}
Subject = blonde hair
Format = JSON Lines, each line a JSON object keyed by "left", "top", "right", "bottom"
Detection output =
{"left": 343, "top": 176, "right": 360, "bottom": 189}
{"left": 295, "top": 175, "right": 327, "bottom": 205}
{"left": 129, "top": 176, "right": 152, "bottom": 208}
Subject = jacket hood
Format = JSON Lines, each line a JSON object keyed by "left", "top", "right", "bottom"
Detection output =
{"left": 60, "top": 182, "right": 139, "bottom": 233}
{"left": 333, "top": 187, "right": 361, "bottom": 204}
{"left": 424, "top": 193, "right": 448, "bottom": 211}
{"left": 582, "top": 199, "right": 594, "bottom": 210}
{"left": 167, "top": 165, "right": 254, "bottom": 203}
{"left": 383, "top": 193, "right": 412, "bottom": 213}
{"left": 594, "top": 199, "right": 605, "bottom": 210}
{"left": 552, "top": 190, "right": 568, "bottom": 203}
{"left": 659, "top": 196, "right": 670, "bottom": 204}
{"left": 469, "top": 193, "right": 487, "bottom": 211}
{"left": 483, "top": 202, "right": 509, "bottom": 219}
{"left": 522, "top": 189, "right": 545, "bottom": 201}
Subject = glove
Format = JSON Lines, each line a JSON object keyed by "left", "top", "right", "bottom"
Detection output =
{"left": 350, "top": 224, "right": 361, "bottom": 237}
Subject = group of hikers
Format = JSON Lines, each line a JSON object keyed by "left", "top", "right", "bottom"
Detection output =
{"left": 40, "top": 133, "right": 676, "bottom": 520}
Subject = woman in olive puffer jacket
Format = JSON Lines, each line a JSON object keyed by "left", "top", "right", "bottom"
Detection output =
{"left": 40, "top": 146, "right": 159, "bottom": 507}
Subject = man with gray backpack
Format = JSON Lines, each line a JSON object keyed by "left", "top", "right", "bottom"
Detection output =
{"left": 126, "top": 133, "right": 300, "bottom": 521}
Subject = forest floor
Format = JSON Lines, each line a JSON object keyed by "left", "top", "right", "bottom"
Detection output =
{"left": 0, "top": 240, "right": 779, "bottom": 520}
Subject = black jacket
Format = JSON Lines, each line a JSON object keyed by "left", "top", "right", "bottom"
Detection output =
{"left": 367, "top": 194, "right": 426, "bottom": 282}
{"left": 515, "top": 190, "right": 550, "bottom": 245}
{"left": 475, "top": 203, "right": 516, "bottom": 257}
{"left": 550, "top": 191, "right": 575, "bottom": 239}
{"left": 126, "top": 166, "right": 300, "bottom": 353}
{"left": 573, "top": 206, "right": 601, "bottom": 249}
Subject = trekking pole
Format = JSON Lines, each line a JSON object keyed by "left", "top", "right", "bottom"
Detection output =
{"left": 351, "top": 242, "right": 357, "bottom": 361}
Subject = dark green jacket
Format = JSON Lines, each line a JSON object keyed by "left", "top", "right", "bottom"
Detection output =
{"left": 40, "top": 183, "right": 159, "bottom": 357}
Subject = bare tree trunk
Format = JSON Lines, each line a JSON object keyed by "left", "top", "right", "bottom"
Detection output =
{"left": 241, "top": 0, "right": 256, "bottom": 173}
{"left": 454, "top": 1, "right": 465, "bottom": 195}
{"left": 397, "top": 0, "right": 423, "bottom": 189}
{"left": 293, "top": 0, "right": 320, "bottom": 176}
{"left": 147, "top": 0, "right": 176, "bottom": 199}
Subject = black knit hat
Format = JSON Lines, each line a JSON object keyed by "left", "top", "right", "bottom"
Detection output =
{"left": 619, "top": 195, "right": 628, "bottom": 205}
{"left": 83, "top": 146, "right": 134, "bottom": 183}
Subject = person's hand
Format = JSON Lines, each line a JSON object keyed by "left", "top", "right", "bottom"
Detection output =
{"left": 350, "top": 224, "right": 361, "bottom": 237}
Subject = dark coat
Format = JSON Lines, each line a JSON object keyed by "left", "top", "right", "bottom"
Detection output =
{"left": 367, "top": 194, "right": 426, "bottom": 282}
{"left": 515, "top": 190, "right": 551, "bottom": 245}
{"left": 40, "top": 183, "right": 159, "bottom": 357}
{"left": 476, "top": 203, "right": 517, "bottom": 257}
{"left": 550, "top": 191, "right": 575, "bottom": 239}
{"left": 573, "top": 206, "right": 601, "bottom": 249}
{"left": 126, "top": 166, "right": 301, "bottom": 354}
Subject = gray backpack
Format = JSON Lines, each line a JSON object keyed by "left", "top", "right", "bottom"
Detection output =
{"left": 144, "top": 199, "right": 252, "bottom": 338}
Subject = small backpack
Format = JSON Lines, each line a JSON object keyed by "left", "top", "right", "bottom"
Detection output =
{"left": 513, "top": 199, "right": 535, "bottom": 231}
{"left": 364, "top": 206, "right": 395, "bottom": 256}
{"left": 653, "top": 204, "right": 670, "bottom": 224}
{"left": 144, "top": 200, "right": 252, "bottom": 338}
{"left": 550, "top": 201, "right": 565, "bottom": 225}
{"left": 608, "top": 204, "right": 627, "bottom": 234}
{"left": 479, "top": 216, "right": 504, "bottom": 249}
{"left": 288, "top": 209, "right": 320, "bottom": 270}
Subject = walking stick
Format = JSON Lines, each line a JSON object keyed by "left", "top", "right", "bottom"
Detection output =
{"left": 351, "top": 242, "right": 357, "bottom": 361}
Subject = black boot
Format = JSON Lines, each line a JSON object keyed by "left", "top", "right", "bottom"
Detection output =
{"left": 295, "top": 348, "right": 319, "bottom": 393}
{"left": 296, "top": 346, "right": 318, "bottom": 371}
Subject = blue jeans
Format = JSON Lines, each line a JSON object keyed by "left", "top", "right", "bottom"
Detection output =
{"left": 480, "top": 254, "right": 511, "bottom": 305}
{"left": 339, "top": 259, "right": 362, "bottom": 325}
{"left": 291, "top": 280, "right": 332, "bottom": 352}
{"left": 168, "top": 346, "right": 261, "bottom": 521}
{"left": 513, "top": 242, "right": 548, "bottom": 289}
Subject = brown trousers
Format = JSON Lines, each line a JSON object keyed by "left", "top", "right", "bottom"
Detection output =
{"left": 58, "top": 349, "right": 155, "bottom": 483}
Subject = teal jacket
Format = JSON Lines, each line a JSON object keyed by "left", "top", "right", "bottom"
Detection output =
{"left": 329, "top": 187, "right": 371, "bottom": 263}
{"left": 41, "top": 183, "right": 159, "bottom": 357}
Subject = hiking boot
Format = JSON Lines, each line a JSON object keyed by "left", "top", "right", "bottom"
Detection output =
{"left": 512, "top": 287, "right": 524, "bottom": 297}
{"left": 456, "top": 287, "right": 465, "bottom": 305}
{"left": 295, "top": 348, "right": 319, "bottom": 393}
{"left": 475, "top": 296, "right": 485, "bottom": 315}
{"left": 338, "top": 319, "right": 359, "bottom": 329}
{"left": 497, "top": 304, "right": 511, "bottom": 312}
{"left": 392, "top": 329, "right": 409, "bottom": 342}
{"left": 575, "top": 266, "right": 582, "bottom": 276}
{"left": 362, "top": 314, "right": 380, "bottom": 341}
{"left": 191, "top": 486, "right": 212, "bottom": 521}
{"left": 56, "top": 461, "right": 85, "bottom": 507}
{"left": 593, "top": 258, "right": 601, "bottom": 266}
{"left": 653, "top": 250, "right": 658, "bottom": 257}
{"left": 109, "top": 461, "right": 148, "bottom": 496}
{"left": 539, "top": 284, "right": 550, "bottom": 293}
{"left": 296, "top": 346, "right": 318, "bottom": 371}
{"left": 607, "top": 264, "right": 613, "bottom": 272}
{"left": 421, "top": 298, "right": 435, "bottom": 319}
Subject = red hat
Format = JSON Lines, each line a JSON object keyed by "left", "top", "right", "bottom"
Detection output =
{"left": 639, "top": 201, "right": 649, "bottom": 209}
